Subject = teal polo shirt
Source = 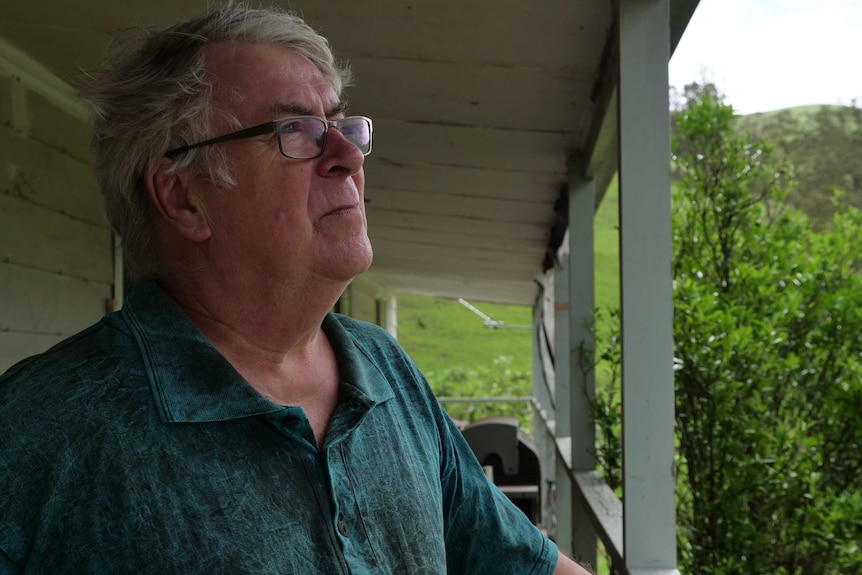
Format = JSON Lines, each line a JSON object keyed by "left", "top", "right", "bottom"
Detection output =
{"left": 0, "top": 280, "right": 557, "bottom": 574}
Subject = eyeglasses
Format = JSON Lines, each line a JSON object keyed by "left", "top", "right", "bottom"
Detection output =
{"left": 165, "top": 115, "right": 373, "bottom": 159}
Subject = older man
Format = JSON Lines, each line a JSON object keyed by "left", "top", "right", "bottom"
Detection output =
{"left": 0, "top": 6, "right": 591, "bottom": 574}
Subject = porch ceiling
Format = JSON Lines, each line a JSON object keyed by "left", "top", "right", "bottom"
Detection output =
{"left": 0, "top": 1, "right": 649, "bottom": 305}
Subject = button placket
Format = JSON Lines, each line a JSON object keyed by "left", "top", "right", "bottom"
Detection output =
{"left": 328, "top": 447, "right": 352, "bottom": 540}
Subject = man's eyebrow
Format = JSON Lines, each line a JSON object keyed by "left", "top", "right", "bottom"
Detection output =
{"left": 328, "top": 101, "right": 348, "bottom": 117}
{"left": 268, "top": 103, "right": 314, "bottom": 116}
{"left": 268, "top": 101, "right": 348, "bottom": 118}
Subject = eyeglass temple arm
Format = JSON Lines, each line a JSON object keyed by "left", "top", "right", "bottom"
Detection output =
{"left": 165, "top": 122, "right": 277, "bottom": 158}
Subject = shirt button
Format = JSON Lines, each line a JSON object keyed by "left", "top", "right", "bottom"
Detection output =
{"left": 337, "top": 520, "right": 350, "bottom": 537}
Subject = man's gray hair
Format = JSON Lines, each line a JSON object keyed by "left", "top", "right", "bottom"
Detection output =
{"left": 77, "top": 5, "right": 352, "bottom": 281}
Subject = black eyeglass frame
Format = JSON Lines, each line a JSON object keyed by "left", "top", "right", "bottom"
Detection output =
{"left": 164, "top": 115, "right": 373, "bottom": 159}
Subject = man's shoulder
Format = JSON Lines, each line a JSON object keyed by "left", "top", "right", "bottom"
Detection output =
{"left": 326, "top": 313, "right": 434, "bottom": 391}
{"left": 329, "top": 313, "right": 393, "bottom": 338}
{"left": 0, "top": 313, "right": 143, "bottom": 423}
{"left": 3, "top": 312, "right": 131, "bottom": 374}
{"left": 327, "top": 313, "right": 404, "bottom": 355}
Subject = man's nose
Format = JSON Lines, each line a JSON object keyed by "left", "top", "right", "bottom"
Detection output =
{"left": 317, "top": 126, "right": 365, "bottom": 176}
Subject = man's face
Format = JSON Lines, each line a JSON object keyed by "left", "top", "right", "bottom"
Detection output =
{"left": 191, "top": 42, "right": 373, "bottom": 293}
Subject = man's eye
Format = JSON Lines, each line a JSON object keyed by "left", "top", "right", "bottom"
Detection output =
{"left": 280, "top": 121, "right": 304, "bottom": 134}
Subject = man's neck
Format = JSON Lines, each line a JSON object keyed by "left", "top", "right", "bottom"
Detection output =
{"left": 157, "top": 273, "right": 346, "bottom": 446}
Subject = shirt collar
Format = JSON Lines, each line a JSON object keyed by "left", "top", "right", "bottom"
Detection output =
{"left": 119, "top": 279, "right": 393, "bottom": 424}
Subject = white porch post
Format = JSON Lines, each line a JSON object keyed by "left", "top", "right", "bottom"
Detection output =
{"left": 385, "top": 294, "right": 398, "bottom": 338}
{"left": 533, "top": 288, "right": 557, "bottom": 537}
{"left": 618, "top": 0, "right": 677, "bottom": 572}
{"left": 553, "top": 253, "right": 573, "bottom": 556}
{"left": 567, "top": 159, "right": 598, "bottom": 569}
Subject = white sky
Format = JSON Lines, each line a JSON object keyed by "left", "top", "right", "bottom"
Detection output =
{"left": 669, "top": 0, "right": 862, "bottom": 114}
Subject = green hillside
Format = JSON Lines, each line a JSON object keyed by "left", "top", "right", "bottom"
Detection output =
{"left": 395, "top": 294, "right": 534, "bottom": 377}
{"left": 734, "top": 104, "right": 861, "bottom": 224}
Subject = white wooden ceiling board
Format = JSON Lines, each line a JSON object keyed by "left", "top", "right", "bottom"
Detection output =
{"left": 0, "top": 0, "right": 207, "bottom": 78}
{"left": 347, "top": 57, "right": 595, "bottom": 132}
{"left": 0, "top": 0, "right": 623, "bottom": 307}
{"left": 366, "top": 209, "right": 548, "bottom": 241}
{"left": 0, "top": 0, "right": 203, "bottom": 31}
{"left": 302, "top": 1, "right": 611, "bottom": 69}
{"left": 370, "top": 238, "right": 540, "bottom": 272}
{"left": 0, "top": 0, "right": 612, "bottom": 79}
{"left": 364, "top": 160, "right": 564, "bottom": 201}
{"left": 371, "top": 251, "right": 539, "bottom": 279}
{"left": 373, "top": 119, "right": 573, "bottom": 173}
{"left": 366, "top": 187, "right": 553, "bottom": 224}
{"left": 369, "top": 226, "right": 542, "bottom": 255}
{"left": 370, "top": 260, "right": 538, "bottom": 284}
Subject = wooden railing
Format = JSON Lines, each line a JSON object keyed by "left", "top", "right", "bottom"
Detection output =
{"left": 437, "top": 395, "right": 643, "bottom": 575}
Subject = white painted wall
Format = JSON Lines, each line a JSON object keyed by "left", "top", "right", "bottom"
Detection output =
{"left": 0, "top": 37, "right": 113, "bottom": 372}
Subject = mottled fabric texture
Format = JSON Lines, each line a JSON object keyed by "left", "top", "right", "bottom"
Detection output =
{"left": 0, "top": 280, "right": 557, "bottom": 574}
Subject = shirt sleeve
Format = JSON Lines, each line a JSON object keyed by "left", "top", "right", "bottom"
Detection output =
{"left": 437, "top": 406, "right": 559, "bottom": 575}
{"left": 336, "top": 316, "right": 560, "bottom": 575}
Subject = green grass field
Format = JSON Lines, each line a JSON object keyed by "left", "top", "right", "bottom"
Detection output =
{"left": 395, "top": 293, "right": 535, "bottom": 376}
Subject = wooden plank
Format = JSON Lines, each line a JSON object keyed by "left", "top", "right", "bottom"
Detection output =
{"left": 302, "top": 1, "right": 611, "bottom": 70}
{"left": 347, "top": 56, "right": 594, "bottom": 132}
{"left": 27, "top": 90, "right": 93, "bottom": 164}
{"left": 367, "top": 208, "right": 549, "bottom": 242}
{"left": 371, "top": 119, "right": 572, "bottom": 173}
{"left": 0, "top": 1, "right": 611, "bottom": 79}
{"left": 0, "top": 193, "right": 112, "bottom": 282}
{"left": 0, "top": 331, "right": 65, "bottom": 373}
{"left": 573, "top": 471, "right": 625, "bottom": 570}
{"left": 0, "top": 74, "right": 11, "bottom": 125}
{"left": 370, "top": 237, "right": 542, "bottom": 273}
{"left": 568, "top": 162, "right": 599, "bottom": 568}
{"left": 370, "top": 226, "right": 539, "bottom": 256}
{"left": 0, "top": 123, "right": 105, "bottom": 226}
{"left": 0, "top": 261, "right": 110, "bottom": 335}
{"left": 371, "top": 252, "right": 539, "bottom": 280}
{"left": 0, "top": 36, "right": 87, "bottom": 122}
{"left": 364, "top": 160, "right": 564, "bottom": 201}
{"left": 366, "top": 186, "right": 554, "bottom": 225}
{"left": 619, "top": 0, "right": 677, "bottom": 569}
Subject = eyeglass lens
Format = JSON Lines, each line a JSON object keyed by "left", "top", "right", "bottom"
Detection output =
{"left": 278, "top": 117, "right": 371, "bottom": 158}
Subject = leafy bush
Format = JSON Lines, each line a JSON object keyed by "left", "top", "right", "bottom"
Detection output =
{"left": 426, "top": 355, "right": 534, "bottom": 431}
{"left": 595, "top": 90, "right": 862, "bottom": 574}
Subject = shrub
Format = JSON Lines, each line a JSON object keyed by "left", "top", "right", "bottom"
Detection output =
{"left": 426, "top": 355, "right": 534, "bottom": 431}
{"left": 595, "top": 91, "right": 862, "bottom": 574}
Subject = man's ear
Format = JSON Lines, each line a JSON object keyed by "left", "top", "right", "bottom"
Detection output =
{"left": 144, "top": 158, "right": 213, "bottom": 242}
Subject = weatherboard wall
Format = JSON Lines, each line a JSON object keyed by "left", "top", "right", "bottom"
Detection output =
{"left": 0, "top": 39, "right": 112, "bottom": 372}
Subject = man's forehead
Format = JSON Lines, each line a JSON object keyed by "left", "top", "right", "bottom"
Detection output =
{"left": 206, "top": 42, "right": 335, "bottom": 91}
{"left": 206, "top": 43, "right": 341, "bottom": 119}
